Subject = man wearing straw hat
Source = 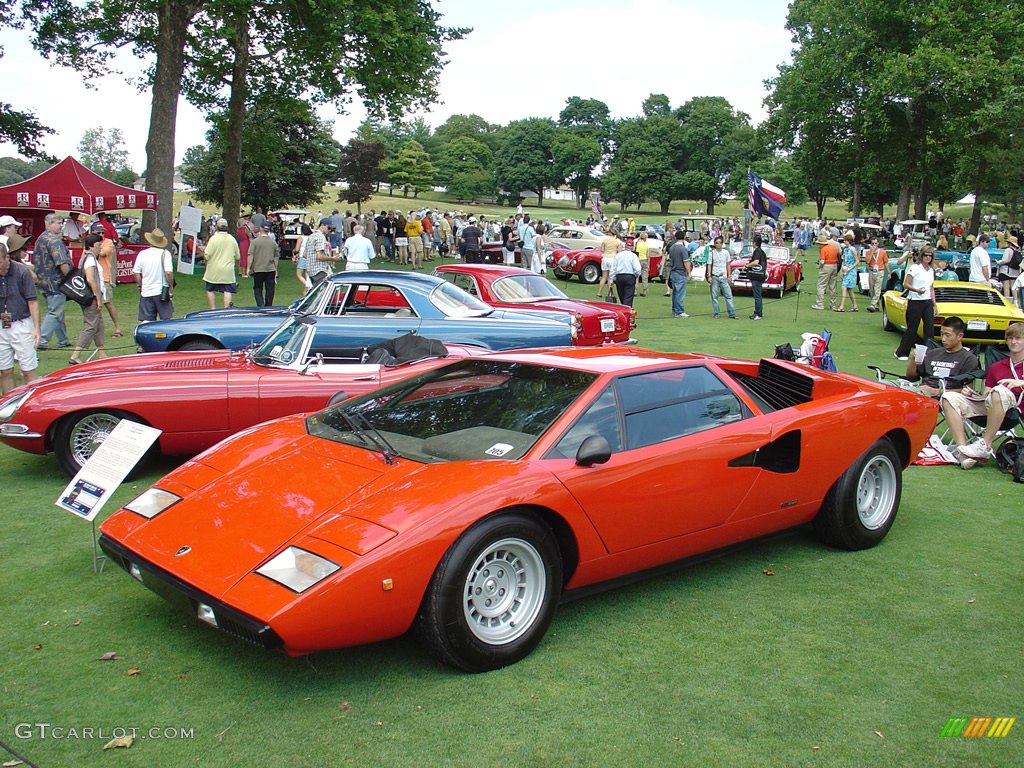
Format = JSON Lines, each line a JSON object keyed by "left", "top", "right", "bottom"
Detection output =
{"left": 132, "top": 229, "right": 175, "bottom": 322}
{"left": 996, "top": 234, "right": 1021, "bottom": 299}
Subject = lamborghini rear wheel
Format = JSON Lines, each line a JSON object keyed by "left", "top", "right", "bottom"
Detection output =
{"left": 813, "top": 438, "right": 902, "bottom": 550}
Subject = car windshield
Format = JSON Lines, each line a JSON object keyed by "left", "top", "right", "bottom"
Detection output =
{"left": 429, "top": 280, "right": 493, "bottom": 317}
{"left": 288, "top": 282, "right": 327, "bottom": 315}
{"left": 251, "top": 316, "right": 314, "bottom": 366}
{"left": 307, "top": 359, "right": 598, "bottom": 462}
{"left": 490, "top": 275, "right": 567, "bottom": 303}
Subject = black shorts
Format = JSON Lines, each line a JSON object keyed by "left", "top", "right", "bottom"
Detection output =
{"left": 205, "top": 282, "right": 238, "bottom": 293}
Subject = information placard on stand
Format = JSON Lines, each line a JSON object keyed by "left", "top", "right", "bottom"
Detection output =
{"left": 55, "top": 420, "right": 162, "bottom": 573}
{"left": 176, "top": 203, "right": 203, "bottom": 276}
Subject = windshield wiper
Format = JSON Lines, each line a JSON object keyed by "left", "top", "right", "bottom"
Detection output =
{"left": 338, "top": 410, "right": 398, "bottom": 465}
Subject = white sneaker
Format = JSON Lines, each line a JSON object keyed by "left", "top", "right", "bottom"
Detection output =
{"left": 958, "top": 438, "right": 994, "bottom": 460}
{"left": 674, "top": 312, "right": 689, "bottom": 318}
{"left": 958, "top": 456, "right": 977, "bottom": 470}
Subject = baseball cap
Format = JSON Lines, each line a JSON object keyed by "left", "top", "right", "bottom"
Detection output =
{"left": 319, "top": 217, "right": 333, "bottom": 228}
{"left": 0, "top": 215, "right": 22, "bottom": 228}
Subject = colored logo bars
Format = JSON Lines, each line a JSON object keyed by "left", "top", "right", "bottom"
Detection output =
{"left": 941, "top": 716, "right": 1015, "bottom": 738}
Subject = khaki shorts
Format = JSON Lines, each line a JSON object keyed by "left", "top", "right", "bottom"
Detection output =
{"left": 941, "top": 386, "right": 1018, "bottom": 421}
{"left": 0, "top": 317, "right": 38, "bottom": 372}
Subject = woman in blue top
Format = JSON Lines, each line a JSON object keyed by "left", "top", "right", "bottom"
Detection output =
{"left": 836, "top": 231, "right": 861, "bottom": 312}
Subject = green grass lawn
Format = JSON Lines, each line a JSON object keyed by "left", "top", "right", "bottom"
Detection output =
{"left": 1, "top": 247, "right": 1020, "bottom": 767}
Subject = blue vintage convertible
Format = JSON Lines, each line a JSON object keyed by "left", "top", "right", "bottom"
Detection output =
{"left": 134, "top": 271, "right": 576, "bottom": 352}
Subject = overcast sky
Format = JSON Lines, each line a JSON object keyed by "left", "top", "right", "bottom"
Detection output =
{"left": 0, "top": 0, "right": 794, "bottom": 172}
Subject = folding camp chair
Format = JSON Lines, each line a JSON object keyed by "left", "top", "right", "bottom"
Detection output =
{"left": 954, "top": 345, "right": 1024, "bottom": 448}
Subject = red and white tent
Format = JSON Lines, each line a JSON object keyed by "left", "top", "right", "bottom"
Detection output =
{"left": 0, "top": 156, "right": 156, "bottom": 215}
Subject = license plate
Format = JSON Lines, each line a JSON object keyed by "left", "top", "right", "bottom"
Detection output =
{"left": 600, "top": 318, "right": 616, "bottom": 333}
{"left": 966, "top": 319, "right": 989, "bottom": 331}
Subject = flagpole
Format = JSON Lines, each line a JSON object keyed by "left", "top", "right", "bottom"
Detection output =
{"left": 744, "top": 167, "right": 753, "bottom": 247}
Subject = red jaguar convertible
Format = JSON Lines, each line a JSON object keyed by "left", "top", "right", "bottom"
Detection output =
{"left": 98, "top": 346, "right": 937, "bottom": 672}
{"left": 433, "top": 264, "right": 636, "bottom": 345}
{"left": 0, "top": 317, "right": 484, "bottom": 476}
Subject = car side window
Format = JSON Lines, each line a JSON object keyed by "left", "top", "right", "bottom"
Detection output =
{"left": 550, "top": 386, "right": 621, "bottom": 459}
{"left": 452, "top": 274, "right": 479, "bottom": 296}
{"left": 340, "top": 284, "right": 414, "bottom": 315}
{"left": 617, "top": 366, "right": 745, "bottom": 450}
{"left": 320, "top": 285, "right": 348, "bottom": 316}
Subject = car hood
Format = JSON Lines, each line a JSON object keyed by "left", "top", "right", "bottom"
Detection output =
{"left": 15, "top": 351, "right": 238, "bottom": 393}
{"left": 114, "top": 418, "right": 395, "bottom": 598}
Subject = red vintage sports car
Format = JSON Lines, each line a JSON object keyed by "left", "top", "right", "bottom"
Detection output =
{"left": 0, "top": 317, "right": 485, "bottom": 476}
{"left": 433, "top": 263, "right": 636, "bottom": 345}
{"left": 553, "top": 247, "right": 665, "bottom": 285}
{"left": 98, "top": 346, "right": 936, "bottom": 672}
{"left": 729, "top": 244, "right": 804, "bottom": 298}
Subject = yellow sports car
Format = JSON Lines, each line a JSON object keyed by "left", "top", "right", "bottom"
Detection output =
{"left": 881, "top": 281, "right": 1024, "bottom": 344}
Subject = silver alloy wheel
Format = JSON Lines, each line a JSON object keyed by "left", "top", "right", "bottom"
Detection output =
{"left": 856, "top": 454, "right": 898, "bottom": 530}
{"left": 462, "top": 537, "right": 546, "bottom": 645}
{"left": 69, "top": 412, "right": 121, "bottom": 467}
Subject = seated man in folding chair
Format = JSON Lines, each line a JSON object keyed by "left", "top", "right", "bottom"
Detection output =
{"left": 942, "top": 322, "right": 1024, "bottom": 468}
{"left": 901, "top": 316, "right": 980, "bottom": 397}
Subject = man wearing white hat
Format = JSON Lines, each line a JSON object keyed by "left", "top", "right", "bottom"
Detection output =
{"left": 0, "top": 214, "right": 22, "bottom": 249}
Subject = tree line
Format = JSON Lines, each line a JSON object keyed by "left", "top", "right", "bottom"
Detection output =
{"left": 4, "top": 1, "right": 1023, "bottom": 230}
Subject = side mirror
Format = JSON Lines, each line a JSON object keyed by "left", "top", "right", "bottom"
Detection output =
{"left": 327, "top": 391, "right": 349, "bottom": 407}
{"left": 575, "top": 435, "right": 611, "bottom": 467}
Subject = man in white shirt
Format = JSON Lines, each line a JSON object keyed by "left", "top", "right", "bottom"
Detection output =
{"left": 132, "top": 229, "right": 174, "bottom": 321}
{"left": 61, "top": 212, "right": 86, "bottom": 241}
{"left": 343, "top": 224, "right": 375, "bottom": 271}
{"left": 610, "top": 243, "right": 642, "bottom": 307}
{"left": 969, "top": 234, "right": 992, "bottom": 284}
{"left": 706, "top": 236, "right": 737, "bottom": 319}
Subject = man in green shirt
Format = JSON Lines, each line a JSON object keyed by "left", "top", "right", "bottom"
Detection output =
{"left": 203, "top": 219, "right": 240, "bottom": 308}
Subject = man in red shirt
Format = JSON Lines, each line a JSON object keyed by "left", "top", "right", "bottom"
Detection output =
{"left": 864, "top": 237, "right": 889, "bottom": 312}
{"left": 942, "top": 322, "right": 1024, "bottom": 467}
{"left": 96, "top": 211, "right": 119, "bottom": 243}
{"left": 812, "top": 232, "right": 841, "bottom": 310}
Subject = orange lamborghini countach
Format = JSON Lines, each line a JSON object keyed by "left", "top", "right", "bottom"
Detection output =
{"left": 99, "top": 347, "right": 937, "bottom": 672}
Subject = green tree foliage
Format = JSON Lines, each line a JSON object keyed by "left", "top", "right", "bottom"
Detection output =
{"left": 383, "top": 140, "right": 436, "bottom": 198}
{"left": 641, "top": 94, "right": 671, "bottom": 117}
{"left": 603, "top": 115, "right": 685, "bottom": 214}
{"left": 0, "top": 157, "right": 52, "bottom": 186}
{"left": 436, "top": 136, "right": 494, "bottom": 202}
{"left": 559, "top": 97, "right": 612, "bottom": 154}
{"left": 336, "top": 139, "right": 387, "bottom": 211}
{"left": 676, "top": 96, "right": 759, "bottom": 213}
{"left": 180, "top": 96, "right": 340, "bottom": 211}
{"left": 766, "top": 0, "right": 1022, "bottom": 224}
{"left": 433, "top": 114, "right": 502, "bottom": 154}
{"left": 77, "top": 127, "right": 135, "bottom": 183}
{"left": 24, "top": 0, "right": 467, "bottom": 231}
{"left": 493, "top": 118, "right": 561, "bottom": 207}
{"left": 552, "top": 133, "right": 601, "bottom": 211}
